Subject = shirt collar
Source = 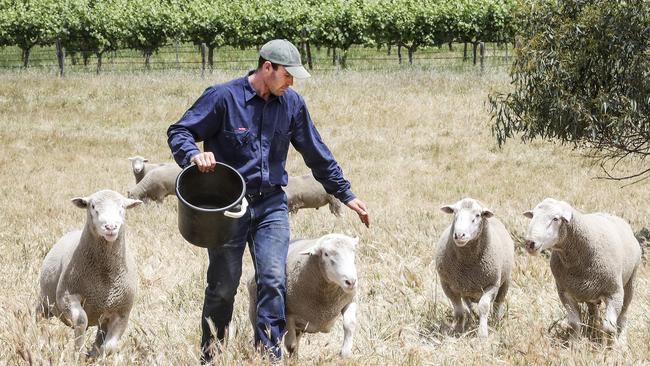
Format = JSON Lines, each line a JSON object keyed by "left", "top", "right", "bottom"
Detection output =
{"left": 242, "top": 70, "right": 284, "bottom": 104}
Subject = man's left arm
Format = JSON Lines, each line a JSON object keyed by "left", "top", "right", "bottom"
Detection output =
{"left": 291, "top": 100, "right": 371, "bottom": 228}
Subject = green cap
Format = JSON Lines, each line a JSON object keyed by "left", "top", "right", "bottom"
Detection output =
{"left": 259, "top": 39, "right": 311, "bottom": 79}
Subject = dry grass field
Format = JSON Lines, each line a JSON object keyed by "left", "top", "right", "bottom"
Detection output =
{"left": 0, "top": 68, "right": 649, "bottom": 365}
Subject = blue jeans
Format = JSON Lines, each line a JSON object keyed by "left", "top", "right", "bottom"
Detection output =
{"left": 200, "top": 189, "right": 289, "bottom": 360}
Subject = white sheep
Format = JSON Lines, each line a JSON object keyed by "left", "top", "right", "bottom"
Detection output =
{"left": 37, "top": 190, "right": 142, "bottom": 357}
{"left": 436, "top": 197, "right": 514, "bottom": 338}
{"left": 127, "top": 156, "right": 170, "bottom": 184}
{"left": 127, "top": 164, "right": 181, "bottom": 203}
{"left": 523, "top": 198, "right": 641, "bottom": 342}
{"left": 284, "top": 174, "right": 342, "bottom": 217}
{"left": 247, "top": 234, "right": 359, "bottom": 357}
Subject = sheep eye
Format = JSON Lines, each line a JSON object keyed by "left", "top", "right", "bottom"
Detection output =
{"left": 324, "top": 252, "right": 329, "bottom": 257}
{"left": 552, "top": 217, "right": 559, "bottom": 222}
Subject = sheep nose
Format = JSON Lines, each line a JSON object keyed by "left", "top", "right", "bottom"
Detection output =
{"left": 525, "top": 240, "right": 535, "bottom": 250}
{"left": 454, "top": 233, "right": 465, "bottom": 240}
{"left": 104, "top": 223, "right": 118, "bottom": 231}
{"left": 344, "top": 278, "right": 357, "bottom": 289}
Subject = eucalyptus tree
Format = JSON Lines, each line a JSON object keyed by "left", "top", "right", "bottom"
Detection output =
{"left": 490, "top": 0, "right": 650, "bottom": 182}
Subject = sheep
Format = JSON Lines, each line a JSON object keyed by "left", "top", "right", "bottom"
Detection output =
{"left": 37, "top": 190, "right": 142, "bottom": 357}
{"left": 523, "top": 198, "right": 641, "bottom": 343}
{"left": 247, "top": 234, "right": 359, "bottom": 357}
{"left": 127, "top": 164, "right": 181, "bottom": 203}
{"left": 127, "top": 156, "right": 170, "bottom": 184}
{"left": 284, "top": 174, "right": 342, "bottom": 217}
{"left": 436, "top": 197, "right": 514, "bottom": 338}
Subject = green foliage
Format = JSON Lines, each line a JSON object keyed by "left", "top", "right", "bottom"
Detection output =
{"left": 6, "top": 0, "right": 62, "bottom": 52}
{"left": 490, "top": 0, "right": 650, "bottom": 180}
{"left": 121, "top": 0, "right": 178, "bottom": 59}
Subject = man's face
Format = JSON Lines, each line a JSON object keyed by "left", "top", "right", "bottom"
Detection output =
{"left": 266, "top": 64, "right": 294, "bottom": 96}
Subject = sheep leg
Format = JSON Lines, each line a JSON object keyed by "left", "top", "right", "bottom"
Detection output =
{"left": 284, "top": 316, "right": 298, "bottom": 356}
{"left": 61, "top": 295, "right": 88, "bottom": 352}
{"left": 494, "top": 280, "right": 509, "bottom": 322}
{"left": 603, "top": 291, "right": 624, "bottom": 343}
{"left": 558, "top": 290, "right": 581, "bottom": 336}
{"left": 586, "top": 302, "right": 600, "bottom": 340}
{"left": 440, "top": 282, "right": 467, "bottom": 334}
{"left": 90, "top": 313, "right": 129, "bottom": 357}
{"left": 618, "top": 269, "right": 637, "bottom": 343}
{"left": 88, "top": 318, "right": 108, "bottom": 358}
{"left": 340, "top": 302, "right": 357, "bottom": 357}
{"left": 477, "top": 286, "right": 499, "bottom": 338}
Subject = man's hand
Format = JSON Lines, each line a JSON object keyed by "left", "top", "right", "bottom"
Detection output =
{"left": 191, "top": 152, "right": 217, "bottom": 173}
{"left": 346, "top": 198, "right": 371, "bottom": 228}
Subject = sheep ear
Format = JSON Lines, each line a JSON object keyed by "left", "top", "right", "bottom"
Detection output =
{"left": 440, "top": 205, "right": 456, "bottom": 214}
{"left": 300, "top": 247, "right": 317, "bottom": 256}
{"left": 143, "top": 158, "right": 149, "bottom": 162}
{"left": 523, "top": 211, "right": 533, "bottom": 219}
{"left": 559, "top": 208, "right": 572, "bottom": 223}
{"left": 71, "top": 197, "right": 89, "bottom": 209}
{"left": 128, "top": 157, "right": 135, "bottom": 161}
{"left": 481, "top": 208, "right": 494, "bottom": 218}
{"left": 123, "top": 198, "right": 143, "bottom": 209}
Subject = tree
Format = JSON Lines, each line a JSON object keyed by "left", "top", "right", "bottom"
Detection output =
{"left": 122, "top": 0, "right": 178, "bottom": 69}
{"left": 7, "top": 0, "right": 61, "bottom": 67}
{"left": 313, "top": 0, "right": 367, "bottom": 68}
{"left": 490, "top": 0, "right": 650, "bottom": 182}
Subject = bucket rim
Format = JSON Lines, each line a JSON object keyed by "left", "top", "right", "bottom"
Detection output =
{"left": 175, "top": 162, "right": 246, "bottom": 213}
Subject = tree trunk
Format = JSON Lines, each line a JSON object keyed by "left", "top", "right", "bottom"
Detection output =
{"left": 22, "top": 47, "right": 31, "bottom": 68}
{"left": 200, "top": 43, "right": 206, "bottom": 78}
{"left": 306, "top": 41, "right": 313, "bottom": 70}
{"left": 208, "top": 46, "right": 214, "bottom": 72}
{"left": 408, "top": 46, "right": 414, "bottom": 65}
{"left": 144, "top": 51, "right": 151, "bottom": 70}
{"left": 82, "top": 51, "right": 91, "bottom": 67}
{"left": 472, "top": 42, "right": 478, "bottom": 65}
{"left": 463, "top": 42, "right": 468, "bottom": 62}
{"left": 56, "top": 39, "right": 65, "bottom": 77}
{"left": 448, "top": 42, "right": 453, "bottom": 51}
{"left": 339, "top": 48, "right": 348, "bottom": 69}
{"left": 96, "top": 51, "right": 103, "bottom": 75}
{"left": 387, "top": 44, "right": 392, "bottom": 55}
{"left": 332, "top": 47, "right": 336, "bottom": 66}
{"left": 397, "top": 44, "right": 402, "bottom": 64}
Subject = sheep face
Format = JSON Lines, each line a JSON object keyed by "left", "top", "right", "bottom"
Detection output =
{"left": 305, "top": 234, "right": 359, "bottom": 293}
{"left": 128, "top": 156, "right": 148, "bottom": 174}
{"left": 441, "top": 198, "right": 493, "bottom": 247}
{"left": 523, "top": 198, "right": 573, "bottom": 255}
{"left": 72, "top": 190, "right": 142, "bottom": 242}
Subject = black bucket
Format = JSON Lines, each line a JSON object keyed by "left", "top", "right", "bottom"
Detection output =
{"left": 175, "top": 163, "right": 248, "bottom": 248}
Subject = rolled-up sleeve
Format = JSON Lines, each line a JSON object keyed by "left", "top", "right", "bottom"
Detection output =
{"left": 291, "top": 100, "right": 356, "bottom": 204}
{"left": 167, "top": 87, "right": 223, "bottom": 168}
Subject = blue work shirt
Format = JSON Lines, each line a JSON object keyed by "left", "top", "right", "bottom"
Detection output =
{"left": 167, "top": 73, "right": 356, "bottom": 203}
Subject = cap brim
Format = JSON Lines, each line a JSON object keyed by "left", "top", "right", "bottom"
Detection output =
{"left": 285, "top": 65, "right": 311, "bottom": 79}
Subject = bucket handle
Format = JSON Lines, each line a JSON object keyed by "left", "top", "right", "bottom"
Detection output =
{"left": 224, "top": 197, "right": 248, "bottom": 219}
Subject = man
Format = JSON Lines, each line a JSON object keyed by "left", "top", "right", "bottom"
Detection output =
{"left": 167, "top": 39, "right": 371, "bottom": 362}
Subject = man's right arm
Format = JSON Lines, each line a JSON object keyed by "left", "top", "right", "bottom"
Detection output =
{"left": 167, "top": 86, "right": 223, "bottom": 168}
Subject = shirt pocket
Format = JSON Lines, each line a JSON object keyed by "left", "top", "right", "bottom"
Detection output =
{"left": 222, "top": 129, "right": 254, "bottom": 165}
{"left": 224, "top": 129, "right": 251, "bottom": 147}
{"left": 271, "top": 129, "right": 292, "bottom": 160}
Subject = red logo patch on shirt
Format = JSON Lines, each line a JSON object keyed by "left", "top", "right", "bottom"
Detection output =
{"left": 237, "top": 127, "right": 248, "bottom": 131}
